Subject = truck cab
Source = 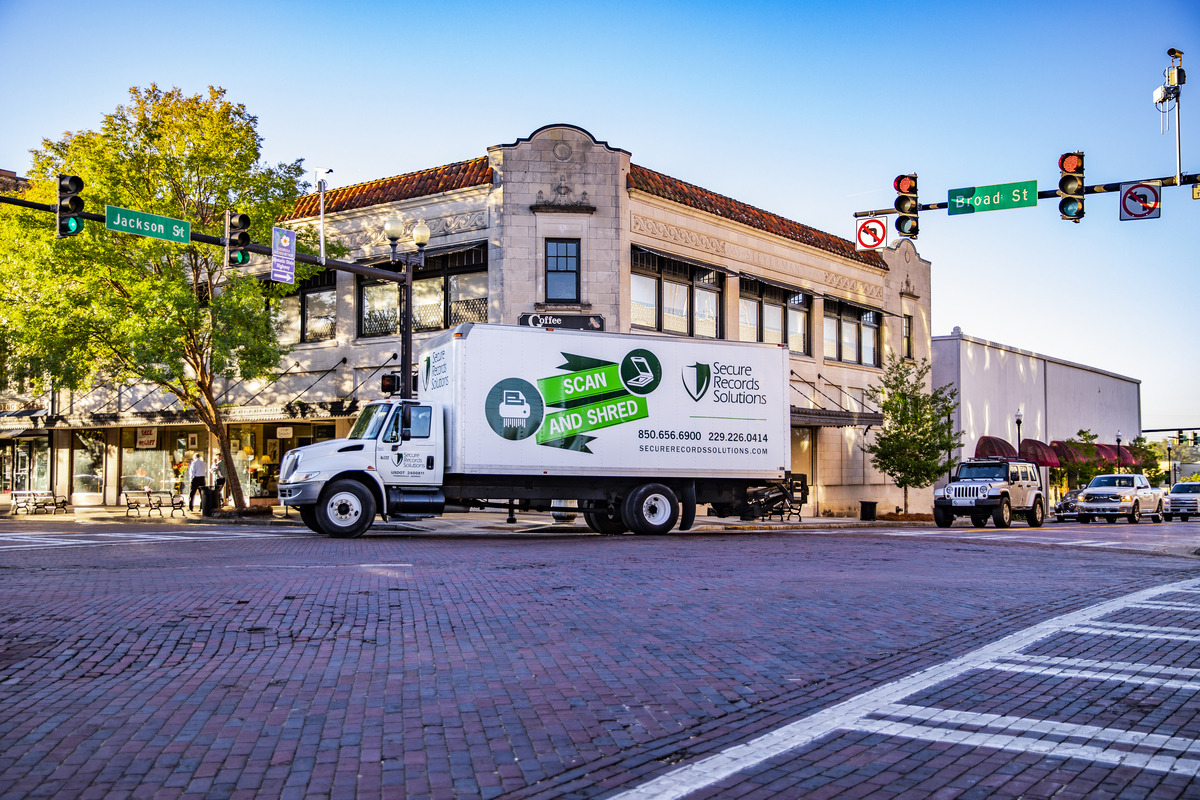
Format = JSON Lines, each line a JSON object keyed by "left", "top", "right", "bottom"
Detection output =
{"left": 278, "top": 398, "right": 445, "bottom": 537}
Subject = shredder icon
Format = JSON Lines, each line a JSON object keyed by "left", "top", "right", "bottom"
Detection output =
{"left": 500, "top": 390, "right": 531, "bottom": 427}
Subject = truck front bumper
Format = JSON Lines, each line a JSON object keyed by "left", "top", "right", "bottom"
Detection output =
{"left": 1077, "top": 502, "right": 1134, "bottom": 515}
{"left": 278, "top": 482, "right": 322, "bottom": 506}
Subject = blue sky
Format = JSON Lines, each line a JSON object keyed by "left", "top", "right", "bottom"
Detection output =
{"left": 2, "top": 0, "right": 1197, "bottom": 433}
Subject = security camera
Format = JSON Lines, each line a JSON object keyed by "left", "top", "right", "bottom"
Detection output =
{"left": 1168, "top": 48, "right": 1183, "bottom": 59}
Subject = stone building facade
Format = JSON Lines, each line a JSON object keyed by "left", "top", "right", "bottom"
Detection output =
{"left": 4, "top": 126, "right": 932, "bottom": 516}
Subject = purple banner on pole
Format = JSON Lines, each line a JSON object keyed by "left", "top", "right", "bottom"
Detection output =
{"left": 271, "top": 227, "right": 296, "bottom": 284}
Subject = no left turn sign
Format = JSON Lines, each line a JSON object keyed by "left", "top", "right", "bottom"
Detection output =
{"left": 1120, "top": 181, "right": 1162, "bottom": 220}
{"left": 855, "top": 216, "right": 888, "bottom": 251}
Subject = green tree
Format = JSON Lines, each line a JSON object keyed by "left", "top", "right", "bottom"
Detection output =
{"left": 0, "top": 85, "right": 324, "bottom": 510}
{"left": 862, "top": 354, "right": 963, "bottom": 513}
{"left": 1126, "top": 436, "right": 1164, "bottom": 486}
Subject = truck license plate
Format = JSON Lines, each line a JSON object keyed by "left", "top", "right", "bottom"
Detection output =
{"left": 953, "top": 498, "right": 973, "bottom": 506}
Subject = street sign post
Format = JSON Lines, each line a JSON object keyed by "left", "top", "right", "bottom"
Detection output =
{"left": 1119, "top": 181, "right": 1162, "bottom": 220}
{"left": 947, "top": 180, "right": 1038, "bottom": 215}
{"left": 105, "top": 206, "right": 190, "bottom": 243}
{"left": 854, "top": 216, "right": 888, "bottom": 252}
{"left": 271, "top": 227, "right": 297, "bottom": 283}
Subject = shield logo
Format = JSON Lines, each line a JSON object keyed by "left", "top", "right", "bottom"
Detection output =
{"left": 682, "top": 363, "right": 711, "bottom": 402}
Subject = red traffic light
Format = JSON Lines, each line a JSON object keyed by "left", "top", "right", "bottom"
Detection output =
{"left": 1058, "top": 153, "right": 1083, "bottom": 174}
{"left": 894, "top": 174, "right": 917, "bottom": 193}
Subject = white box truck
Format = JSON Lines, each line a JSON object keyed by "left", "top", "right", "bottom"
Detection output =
{"left": 278, "top": 323, "right": 794, "bottom": 537}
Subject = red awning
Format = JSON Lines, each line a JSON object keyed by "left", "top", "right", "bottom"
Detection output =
{"left": 975, "top": 435, "right": 1018, "bottom": 458}
{"left": 1051, "top": 440, "right": 1090, "bottom": 465}
{"left": 1020, "top": 438, "right": 1061, "bottom": 468}
{"left": 1094, "top": 444, "right": 1119, "bottom": 464}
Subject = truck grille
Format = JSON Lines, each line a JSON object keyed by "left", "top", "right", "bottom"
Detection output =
{"left": 1086, "top": 492, "right": 1120, "bottom": 502}
{"left": 949, "top": 485, "right": 987, "bottom": 499}
{"left": 1171, "top": 498, "right": 1199, "bottom": 512}
{"left": 280, "top": 452, "right": 299, "bottom": 482}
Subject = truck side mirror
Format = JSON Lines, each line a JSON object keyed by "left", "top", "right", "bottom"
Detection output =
{"left": 401, "top": 404, "right": 412, "bottom": 442}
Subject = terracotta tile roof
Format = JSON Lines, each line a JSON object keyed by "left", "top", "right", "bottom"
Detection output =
{"left": 628, "top": 164, "right": 886, "bottom": 269}
{"left": 287, "top": 157, "right": 492, "bottom": 219}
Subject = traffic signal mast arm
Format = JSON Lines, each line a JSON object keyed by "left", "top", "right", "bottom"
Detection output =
{"left": 853, "top": 171, "right": 1199, "bottom": 218}
{"left": 0, "top": 195, "right": 408, "bottom": 284}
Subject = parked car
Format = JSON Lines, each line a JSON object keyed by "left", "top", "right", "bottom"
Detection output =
{"left": 1164, "top": 482, "right": 1200, "bottom": 522}
{"left": 1076, "top": 474, "right": 1164, "bottom": 524}
{"left": 932, "top": 456, "right": 1046, "bottom": 529}
{"left": 1053, "top": 488, "right": 1083, "bottom": 522}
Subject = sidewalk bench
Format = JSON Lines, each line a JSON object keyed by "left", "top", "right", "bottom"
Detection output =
{"left": 10, "top": 491, "right": 66, "bottom": 515}
{"left": 147, "top": 491, "right": 186, "bottom": 518}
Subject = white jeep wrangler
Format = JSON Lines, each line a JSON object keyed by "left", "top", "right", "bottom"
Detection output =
{"left": 933, "top": 456, "right": 1046, "bottom": 529}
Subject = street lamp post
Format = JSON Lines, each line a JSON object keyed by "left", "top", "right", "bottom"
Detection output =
{"left": 1116, "top": 430, "right": 1123, "bottom": 474}
{"left": 383, "top": 217, "right": 431, "bottom": 400}
{"left": 1014, "top": 410, "right": 1023, "bottom": 455}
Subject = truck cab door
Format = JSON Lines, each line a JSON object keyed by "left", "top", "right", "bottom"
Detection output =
{"left": 376, "top": 402, "right": 444, "bottom": 487}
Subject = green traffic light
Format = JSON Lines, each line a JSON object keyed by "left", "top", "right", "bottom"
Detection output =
{"left": 229, "top": 250, "right": 250, "bottom": 266}
{"left": 1059, "top": 198, "right": 1083, "bottom": 219}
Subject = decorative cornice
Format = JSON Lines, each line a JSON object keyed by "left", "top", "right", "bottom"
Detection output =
{"left": 631, "top": 214, "right": 726, "bottom": 255}
{"left": 336, "top": 210, "right": 488, "bottom": 255}
{"left": 823, "top": 272, "right": 884, "bottom": 301}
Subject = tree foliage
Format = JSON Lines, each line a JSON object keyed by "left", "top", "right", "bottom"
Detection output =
{"left": 0, "top": 85, "right": 325, "bottom": 509}
{"left": 862, "top": 354, "right": 963, "bottom": 513}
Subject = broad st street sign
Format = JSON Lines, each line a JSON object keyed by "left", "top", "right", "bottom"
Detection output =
{"left": 105, "top": 206, "right": 191, "bottom": 243}
{"left": 947, "top": 180, "right": 1038, "bottom": 216}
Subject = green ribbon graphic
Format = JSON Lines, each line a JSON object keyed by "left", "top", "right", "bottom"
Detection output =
{"left": 536, "top": 394, "right": 649, "bottom": 445}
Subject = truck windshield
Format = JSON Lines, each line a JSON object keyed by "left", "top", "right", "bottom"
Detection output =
{"left": 956, "top": 464, "right": 1006, "bottom": 480}
{"left": 347, "top": 403, "right": 392, "bottom": 440}
{"left": 1090, "top": 476, "right": 1134, "bottom": 488}
{"left": 1172, "top": 483, "right": 1200, "bottom": 494}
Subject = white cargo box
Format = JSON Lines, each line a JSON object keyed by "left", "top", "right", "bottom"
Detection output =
{"left": 417, "top": 324, "right": 790, "bottom": 480}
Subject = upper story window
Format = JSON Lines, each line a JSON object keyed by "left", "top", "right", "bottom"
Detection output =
{"left": 823, "top": 299, "right": 881, "bottom": 367}
{"left": 631, "top": 247, "right": 723, "bottom": 338}
{"left": 546, "top": 239, "right": 580, "bottom": 303}
{"left": 902, "top": 314, "right": 913, "bottom": 359}
{"left": 737, "top": 278, "right": 809, "bottom": 354}
{"left": 275, "top": 269, "right": 337, "bottom": 345}
{"left": 358, "top": 244, "right": 488, "bottom": 338}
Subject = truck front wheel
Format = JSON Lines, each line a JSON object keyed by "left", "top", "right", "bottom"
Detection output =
{"left": 623, "top": 483, "right": 679, "bottom": 535}
{"left": 316, "top": 480, "right": 376, "bottom": 538}
{"left": 933, "top": 506, "right": 953, "bottom": 528}
{"left": 298, "top": 505, "right": 321, "bottom": 533}
{"left": 583, "top": 502, "right": 628, "bottom": 535}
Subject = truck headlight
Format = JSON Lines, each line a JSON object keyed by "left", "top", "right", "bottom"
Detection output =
{"left": 290, "top": 471, "right": 324, "bottom": 482}
{"left": 1078, "top": 494, "right": 1089, "bottom": 502}
{"left": 1120, "top": 494, "right": 1133, "bottom": 502}
{"left": 978, "top": 486, "right": 989, "bottom": 497}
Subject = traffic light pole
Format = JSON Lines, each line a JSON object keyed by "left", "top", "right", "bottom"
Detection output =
{"left": 0, "top": 195, "right": 407, "bottom": 284}
{"left": 853, "top": 171, "right": 1200, "bottom": 218}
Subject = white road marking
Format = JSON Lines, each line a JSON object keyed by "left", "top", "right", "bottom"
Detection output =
{"left": 0, "top": 529, "right": 304, "bottom": 551}
{"left": 995, "top": 654, "right": 1200, "bottom": 679}
{"left": 978, "top": 661, "right": 1200, "bottom": 691}
{"left": 607, "top": 577, "right": 1200, "bottom": 800}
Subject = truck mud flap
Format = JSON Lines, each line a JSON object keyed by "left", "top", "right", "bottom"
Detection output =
{"left": 680, "top": 482, "right": 697, "bottom": 531}
{"left": 387, "top": 487, "right": 446, "bottom": 515}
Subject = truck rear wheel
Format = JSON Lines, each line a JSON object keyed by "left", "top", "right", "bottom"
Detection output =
{"left": 623, "top": 483, "right": 679, "bottom": 535}
{"left": 316, "top": 480, "right": 376, "bottom": 539}
{"left": 298, "top": 505, "right": 321, "bottom": 533}
{"left": 583, "top": 502, "right": 628, "bottom": 535}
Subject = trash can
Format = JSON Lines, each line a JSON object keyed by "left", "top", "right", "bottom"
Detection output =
{"left": 199, "top": 486, "right": 218, "bottom": 517}
{"left": 859, "top": 500, "right": 878, "bottom": 521}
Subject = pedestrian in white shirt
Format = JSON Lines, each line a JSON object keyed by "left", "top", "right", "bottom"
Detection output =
{"left": 187, "top": 453, "right": 207, "bottom": 511}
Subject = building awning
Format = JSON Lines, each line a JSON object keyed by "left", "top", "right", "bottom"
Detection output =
{"left": 358, "top": 239, "right": 486, "bottom": 267}
{"left": 975, "top": 435, "right": 1018, "bottom": 458}
{"left": 631, "top": 244, "right": 737, "bottom": 276}
{"left": 0, "top": 429, "right": 46, "bottom": 439}
{"left": 1019, "top": 438, "right": 1061, "bottom": 468}
{"left": 791, "top": 407, "right": 883, "bottom": 428}
{"left": 739, "top": 272, "right": 812, "bottom": 296}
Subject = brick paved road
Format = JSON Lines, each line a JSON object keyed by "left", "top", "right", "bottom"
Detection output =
{"left": 1, "top": 522, "right": 1199, "bottom": 799}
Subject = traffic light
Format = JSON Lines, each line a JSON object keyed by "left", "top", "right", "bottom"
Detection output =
{"left": 1057, "top": 152, "right": 1085, "bottom": 222}
{"left": 381, "top": 373, "right": 401, "bottom": 395}
{"left": 893, "top": 174, "right": 918, "bottom": 238}
{"left": 225, "top": 211, "right": 252, "bottom": 267}
{"left": 55, "top": 175, "right": 84, "bottom": 238}
{"left": 1193, "top": 432, "right": 1199, "bottom": 447}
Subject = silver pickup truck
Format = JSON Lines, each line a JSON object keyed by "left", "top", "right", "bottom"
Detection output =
{"left": 1076, "top": 473, "right": 1164, "bottom": 524}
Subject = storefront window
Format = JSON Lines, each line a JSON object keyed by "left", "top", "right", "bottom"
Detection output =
{"left": 72, "top": 430, "right": 106, "bottom": 501}
{"left": 663, "top": 282, "right": 689, "bottom": 334}
{"left": 120, "top": 427, "right": 208, "bottom": 493}
{"left": 631, "top": 274, "right": 657, "bottom": 328}
{"left": 631, "top": 247, "right": 724, "bottom": 337}
{"left": 763, "top": 304, "right": 784, "bottom": 345}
